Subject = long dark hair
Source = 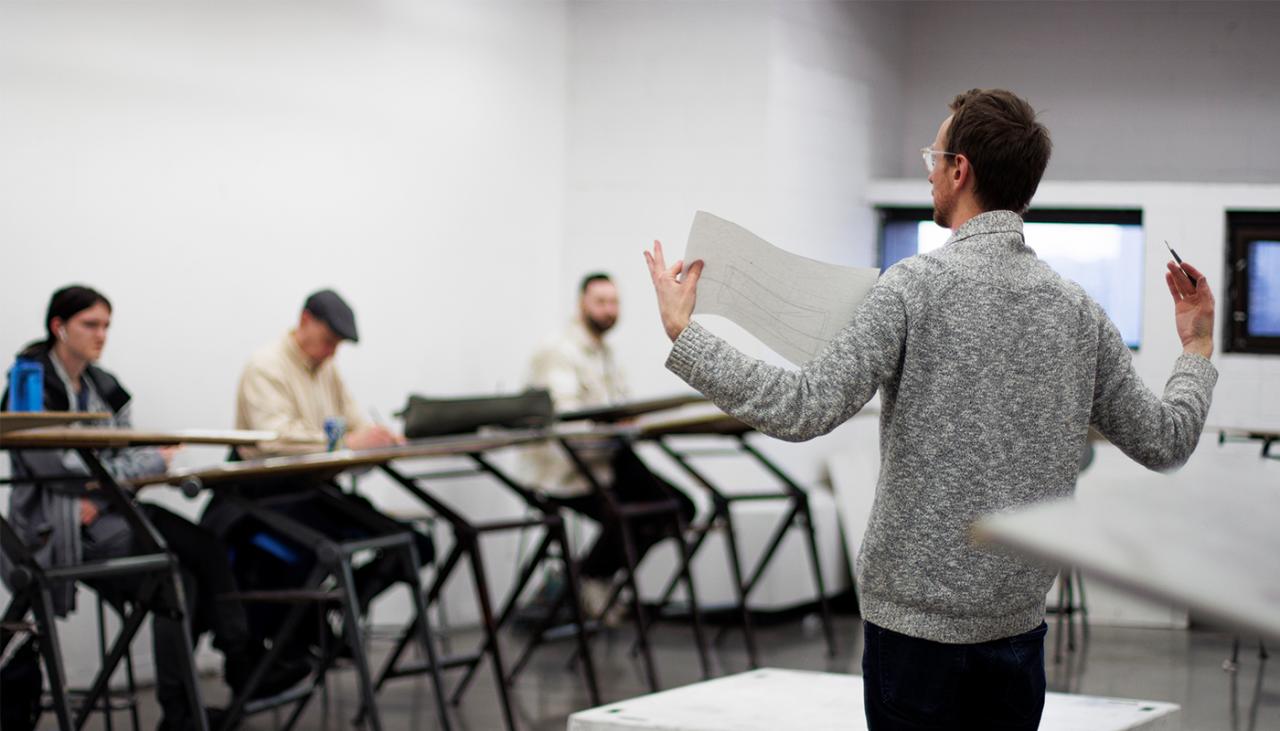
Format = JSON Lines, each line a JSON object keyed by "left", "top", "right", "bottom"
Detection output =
{"left": 16, "top": 284, "right": 113, "bottom": 359}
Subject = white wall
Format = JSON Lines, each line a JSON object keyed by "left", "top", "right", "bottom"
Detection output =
{"left": 0, "top": 0, "right": 571, "bottom": 683}
{"left": 0, "top": 0, "right": 570, "bottom": 421}
{"left": 564, "top": 1, "right": 908, "bottom": 396}
{"left": 562, "top": 1, "right": 909, "bottom": 531}
{"left": 564, "top": 0, "right": 773, "bottom": 397}
{"left": 896, "top": 1, "right": 1280, "bottom": 183}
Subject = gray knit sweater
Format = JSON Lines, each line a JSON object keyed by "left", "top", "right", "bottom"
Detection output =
{"left": 666, "top": 210, "right": 1218, "bottom": 644}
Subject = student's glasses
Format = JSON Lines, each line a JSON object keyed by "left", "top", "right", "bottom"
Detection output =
{"left": 921, "top": 147, "right": 959, "bottom": 173}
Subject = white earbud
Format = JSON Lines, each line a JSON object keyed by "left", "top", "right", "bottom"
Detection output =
{"left": 58, "top": 326, "right": 68, "bottom": 342}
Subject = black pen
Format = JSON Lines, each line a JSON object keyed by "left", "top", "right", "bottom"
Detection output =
{"left": 1164, "top": 240, "right": 1196, "bottom": 289}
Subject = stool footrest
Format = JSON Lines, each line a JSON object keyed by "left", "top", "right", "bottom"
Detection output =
{"left": 221, "top": 589, "right": 344, "bottom": 604}
{"left": 382, "top": 651, "right": 485, "bottom": 680}
{"left": 242, "top": 684, "right": 316, "bottom": 716}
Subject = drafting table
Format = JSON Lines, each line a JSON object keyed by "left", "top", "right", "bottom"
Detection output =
{"left": 1216, "top": 426, "right": 1279, "bottom": 460}
{"left": 973, "top": 479, "right": 1280, "bottom": 645}
{"left": 1211, "top": 426, "right": 1277, "bottom": 670}
{"left": 366, "top": 430, "right": 599, "bottom": 730}
{"left": 0, "top": 411, "right": 111, "bottom": 434}
{"left": 2, "top": 427, "right": 277, "bottom": 451}
{"left": 556, "top": 394, "right": 706, "bottom": 424}
{"left": 0, "top": 426, "right": 272, "bottom": 731}
{"left": 636, "top": 411, "right": 836, "bottom": 667}
{"left": 547, "top": 410, "right": 712, "bottom": 693}
{"left": 138, "top": 436, "right": 540, "bottom": 731}
{"left": 143, "top": 429, "right": 599, "bottom": 731}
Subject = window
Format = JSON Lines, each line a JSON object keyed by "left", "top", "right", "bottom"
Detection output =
{"left": 879, "top": 208, "right": 1145, "bottom": 349}
{"left": 1225, "top": 211, "right": 1280, "bottom": 354}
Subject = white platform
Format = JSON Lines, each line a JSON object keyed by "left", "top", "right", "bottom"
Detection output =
{"left": 567, "top": 668, "right": 1179, "bottom": 731}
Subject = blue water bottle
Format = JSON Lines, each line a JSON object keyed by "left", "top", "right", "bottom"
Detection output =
{"left": 7, "top": 358, "right": 44, "bottom": 412}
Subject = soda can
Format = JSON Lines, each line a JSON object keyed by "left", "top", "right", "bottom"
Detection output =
{"left": 323, "top": 416, "right": 346, "bottom": 452}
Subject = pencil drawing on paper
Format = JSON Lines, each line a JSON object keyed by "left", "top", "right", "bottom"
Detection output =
{"left": 684, "top": 210, "right": 879, "bottom": 365}
{"left": 710, "top": 262, "right": 830, "bottom": 357}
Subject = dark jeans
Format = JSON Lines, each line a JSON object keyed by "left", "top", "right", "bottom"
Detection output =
{"left": 862, "top": 620, "right": 1048, "bottom": 731}
{"left": 555, "top": 446, "right": 695, "bottom": 580}
{"left": 84, "top": 504, "right": 251, "bottom": 721}
{"left": 202, "top": 487, "right": 433, "bottom": 657}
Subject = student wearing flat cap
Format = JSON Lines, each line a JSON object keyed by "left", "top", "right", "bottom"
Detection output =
{"left": 201, "top": 289, "right": 433, "bottom": 661}
{"left": 229, "top": 288, "right": 397, "bottom": 455}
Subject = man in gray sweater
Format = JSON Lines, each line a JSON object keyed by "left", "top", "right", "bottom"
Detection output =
{"left": 644, "top": 89, "right": 1218, "bottom": 729}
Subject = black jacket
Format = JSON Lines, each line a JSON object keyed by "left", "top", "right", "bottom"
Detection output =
{"left": 4, "top": 343, "right": 131, "bottom": 416}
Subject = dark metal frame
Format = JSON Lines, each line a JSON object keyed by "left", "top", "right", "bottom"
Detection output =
{"left": 0, "top": 448, "right": 209, "bottom": 731}
{"left": 201, "top": 482, "right": 451, "bottom": 731}
{"left": 51, "top": 593, "right": 143, "bottom": 731}
{"left": 541, "top": 430, "right": 712, "bottom": 692}
{"left": 644, "top": 430, "right": 836, "bottom": 666}
{"left": 370, "top": 449, "right": 600, "bottom": 731}
{"left": 1048, "top": 567, "right": 1089, "bottom": 663}
{"left": 1224, "top": 210, "right": 1280, "bottom": 355}
{"left": 1216, "top": 429, "right": 1274, "bottom": 680}
{"left": 1219, "top": 428, "right": 1279, "bottom": 461}
{"left": 878, "top": 205, "right": 1144, "bottom": 268}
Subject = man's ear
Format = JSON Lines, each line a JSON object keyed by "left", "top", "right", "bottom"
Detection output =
{"left": 952, "top": 155, "right": 975, "bottom": 191}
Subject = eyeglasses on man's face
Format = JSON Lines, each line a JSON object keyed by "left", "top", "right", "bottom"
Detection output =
{"left": 921, "top": 147, "right": 959, "bottom": 173}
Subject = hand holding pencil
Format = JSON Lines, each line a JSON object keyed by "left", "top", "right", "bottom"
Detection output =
{"left": 1162, "top": 242, "right": 1214, "bottom": 359}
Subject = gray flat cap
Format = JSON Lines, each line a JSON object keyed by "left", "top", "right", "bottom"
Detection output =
{"left": 303, "top": 289, "right": 359, "bottom": 342}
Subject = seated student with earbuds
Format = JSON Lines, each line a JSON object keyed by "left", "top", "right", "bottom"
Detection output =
{"left": 1, "top": 285, "right": 308, "bottom": 731}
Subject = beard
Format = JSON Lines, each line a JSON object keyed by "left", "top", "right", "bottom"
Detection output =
{"left": 585, "top": 313, "right": 616, "bottom": 336}
{"left": 932, "top": 197, "right": 952, "bottom": 229}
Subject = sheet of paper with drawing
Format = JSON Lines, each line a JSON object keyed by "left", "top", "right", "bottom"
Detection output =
{"left": 684, "top": 211, "right": 880, "bottom": 365}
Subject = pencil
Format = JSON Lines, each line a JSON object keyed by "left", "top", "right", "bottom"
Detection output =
{"left": 1164, "top": 240, "right": 1196, "bottom": 290}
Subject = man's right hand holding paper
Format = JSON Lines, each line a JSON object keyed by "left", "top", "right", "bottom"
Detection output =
{"left": 643, "top": 239, "right": 705, "bottom": 342}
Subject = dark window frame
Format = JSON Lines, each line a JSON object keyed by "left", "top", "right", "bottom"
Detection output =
{"left": 1225, "top": 210, "right": 1280, "bottom": 355}
{"left": 877, "top": 207, "right": 1143, "bottom": 268}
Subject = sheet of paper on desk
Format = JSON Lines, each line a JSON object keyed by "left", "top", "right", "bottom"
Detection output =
{"left": 685, "top": 211, "right": 880, "bottom": 365}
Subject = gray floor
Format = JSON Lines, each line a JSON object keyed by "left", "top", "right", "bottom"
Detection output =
{"left": 45, "top": 613, "right": 1278, "bottom": 730}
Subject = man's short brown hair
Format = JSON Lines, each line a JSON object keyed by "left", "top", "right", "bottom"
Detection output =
{"left": 946, "top": 89, "right": 1052, "bottom": 214}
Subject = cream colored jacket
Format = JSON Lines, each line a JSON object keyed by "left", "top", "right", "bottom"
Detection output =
{"left": 525, "top": 319, "right": 629, "bottom": 496}
{"left": 235, "top": 331, "right": 369, "bottom": 457}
